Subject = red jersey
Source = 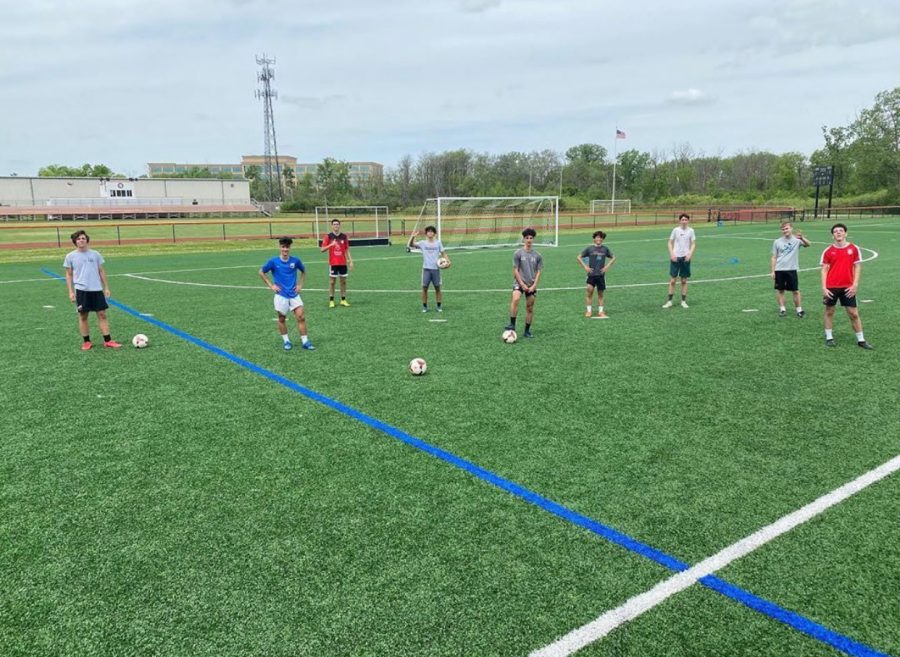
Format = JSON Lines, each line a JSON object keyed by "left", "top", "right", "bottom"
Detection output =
{"left": 820, "top": 242, "right": 860, "bottom": 288}
{"left": 322, "top": 232, "right": 350, "bottom": 266}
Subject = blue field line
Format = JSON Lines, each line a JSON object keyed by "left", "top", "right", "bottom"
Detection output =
{"left": 41, "top": 268, "right": 892, "bottom": 657}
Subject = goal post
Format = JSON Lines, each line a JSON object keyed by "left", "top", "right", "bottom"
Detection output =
{"left": 314, "top": 205, "right": 390, "bottom": 244}
{"left": 414, "top": 196, "right": 559, "bottom": 250}
{"left": 590, "top": 199, "right": 631, "bottom": 214}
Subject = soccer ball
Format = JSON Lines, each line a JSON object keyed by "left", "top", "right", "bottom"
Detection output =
{"left": 132, "top": 333, "right": 149, "bottom": 349}
{"left": 502, "top": 329, "right": 517, "bottom": 344}
{"left": 409, "top": 357, "right": 427, "bottom": 375}
{"left": 437, "top": 256, "right": 451, "bottom": 269}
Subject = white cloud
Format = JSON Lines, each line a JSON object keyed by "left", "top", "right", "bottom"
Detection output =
{"left": 668, "top": 89, "right": 715, "bottom": 106}
{"left": 460, "top": 0, "right": 502, "bottom": 12}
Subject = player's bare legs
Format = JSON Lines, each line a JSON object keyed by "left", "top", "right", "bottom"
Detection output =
{"left": 277, "top": 313, "right": 289, "bottom": 337}
{"left": 824, "top": 305, "right": 835, "bottom": 331}
{"left": 78, "top": 312, "right": 90, "bottom": 337}
{"left": 97, "top": 309, "right": 111, "bottom": 336}
{"left": 435, "top": 286, "right": 442, "bottom": 305}
{"left": 846, "top": 306, "right": 863, "bottom": 333}
{"left": 525, "top": 294, "right": 535, "bottom": 325}
{"left": 509, "top": 289, "right": 522, "bottom": 318}
{"left": 293, "top": 307, "right": 308, "bottom": 335}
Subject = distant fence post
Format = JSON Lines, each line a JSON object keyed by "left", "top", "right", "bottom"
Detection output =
{"left": 117, "top": 225, "right": 121, "bottom": 245}
{"left": 222, "top": 224, "right": 226, "bottom": 241}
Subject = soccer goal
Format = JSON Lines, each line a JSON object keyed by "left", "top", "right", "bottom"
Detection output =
{"left": 590, "top": 199, "right": 631, "bottom": 214}
{"left": 314, "top": 206, "right": 390, "bottom": 245}
{"left": 413, "top": 196, "right": 559, "bottom": 250}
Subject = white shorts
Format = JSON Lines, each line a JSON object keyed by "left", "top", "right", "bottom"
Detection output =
{"left": 274, "top": 294, "right": 303, "bottom": 315}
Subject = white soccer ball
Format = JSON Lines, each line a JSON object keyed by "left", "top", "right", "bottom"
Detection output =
{"left": 502, "top": 329, "right": 517, "bottom": 344}
{"left": 132, "top": 333, "right": 149, "bottom": 349}
{"left": 409, "top": 357, "right": 427, "bottom": 375}
{"left": 437, "top": 256, "right": 451, "bottom": 269}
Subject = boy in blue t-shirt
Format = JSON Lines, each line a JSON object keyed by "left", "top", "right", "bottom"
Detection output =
{"left": 259, "top": 237, "right": 315, "bottom": 351}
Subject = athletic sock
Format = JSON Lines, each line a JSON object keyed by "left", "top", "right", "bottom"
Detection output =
{"left": 598, "top": 306, "right": 604, "bottom": 313}
{"left": 825, "top": 329, "right": 834, "bottom": 340}
{"left": 436, "top": 303, "right": 442, "bottom": 310}
{"left": 423, "top": 304, "right": 428, "bottom": 310}
{"left": 103, "top": 334, "right": 111, "bottom": 342}
{"left": 301, "top": 335, "right": 309, "bottom": 344}
{"left": 82, "top": 335, "right": 91, "bottom": 343}
{"left": 796, "top": 306, "right": 803, "bottom": 314}
{"left": 586, "top": 305, "right": 592, "bottom": 313}
{"left": 856, "top": 331, "right": 865, "bottom": 342}
{"left": 780, "top": 306, "right": 786, "bottom": 312}
{"left": 282, "top": 334, "right": 290, "bottom": 343}
{"left": 667, "top": 294, "right": 673, "bottom": 301}
{"left": 329, "top": 296, "right": 334, "bottom": 301}
{"left": 681, "top": 295, "right": 687, "bottom": 301}
{"left": 525, "top": 323, "right": 531, "bottom": 332}
{"left": 509, "top": 317, "right": 516, "bottom": 328}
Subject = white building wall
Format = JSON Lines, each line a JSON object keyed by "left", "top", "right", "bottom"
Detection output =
{"left": 0, "top": 177, "right": 251, "bottom": 206}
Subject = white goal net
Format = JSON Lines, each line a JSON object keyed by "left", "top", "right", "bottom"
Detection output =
{"left": 590, "top": 199, "right": 631, "bottom": 214}
{"left": 413, "top": 196, "right": 558, "bottom": 250}
{"left": 314, "top": 206, "right": 389, "bottom": 241}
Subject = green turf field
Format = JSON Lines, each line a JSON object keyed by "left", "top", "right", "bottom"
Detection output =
{"left": 1, "top": 219, "right": 897, "bottom": 657}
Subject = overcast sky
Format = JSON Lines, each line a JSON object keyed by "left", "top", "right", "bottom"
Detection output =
{"left": 2, "top": 0, "right": 898, "bottom": 177}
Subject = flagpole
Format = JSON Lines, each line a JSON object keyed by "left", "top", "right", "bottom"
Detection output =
{"left": 611, "top": 127, "right": 618, "bottom": 210}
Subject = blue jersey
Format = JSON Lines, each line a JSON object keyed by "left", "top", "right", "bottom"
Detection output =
{"left": 262, "top": 255, "right": 305, "bottom": 299}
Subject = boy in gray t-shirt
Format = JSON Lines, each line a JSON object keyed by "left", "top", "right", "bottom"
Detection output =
{"left": 504, "top": 228, "right": 543, "bottom": 338}
{"left": 63, "top": 230, "right": 122, "bottom": 350}
{"left": 771, "top": 221, "right": 810, "bottom": 317}
{"left": 407, "top": 225, "right": 450, "bottom": 312}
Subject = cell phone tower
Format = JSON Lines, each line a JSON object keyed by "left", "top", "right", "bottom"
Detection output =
{"left": 255, "top": 54, "right": 282, "bottom": 201}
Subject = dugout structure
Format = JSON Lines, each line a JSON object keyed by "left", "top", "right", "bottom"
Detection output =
{"left": 415, "top": 196, "right": 559, "bottom": 250}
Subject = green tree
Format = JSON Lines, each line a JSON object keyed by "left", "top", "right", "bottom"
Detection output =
{"left": 38, "top": 163, "right": 117, "bottom": 177}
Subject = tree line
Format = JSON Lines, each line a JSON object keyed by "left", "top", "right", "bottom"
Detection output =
{"left": 37, "top": 87, "right": 899, "bottom": 210}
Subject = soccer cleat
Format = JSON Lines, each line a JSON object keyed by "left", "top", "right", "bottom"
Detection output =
{"left": 436, "top": 307, "right": 442, "bottom": 313}
{"left": 797, "top": 310, "right": 806, "bottom": 318}
{"left": 584, "top": 311, "right": 592, "bottom": 318}
{"left": 597, "top": 312, "right": 609, "bottom": 319}
{"left": 104, "top": 340, "right": 122, "bottom": 348}
{"left": 523, "top": 330, "right": 533, "bottom": 338}
{"left": 339, "top": 299, "right": 350, "bottom": 307}
{"left": 328, "top": 300, "right": 336, "bottom": 308}
{"left": 302, "top": 342, "right": 316, "bottom": 350}
{"left": 283, "top": 341, "right": 293, "bottom": 351}
{"left": 858, "top": 341, "right": 874, "bottom": 350}
{"left": 662, "top": 300, "right": 673, "bottom": 308}
{"left": 422, "top": 307, "right": 428, "bottom": 313}
{"left": 825, "top": 338, "right": 836, "bottom": 347}
{"left": 504, "top": 323, "right": 515, "bottom": 331}
{"left": 81, "top": 341, "right": 93, "bottom": 351}
{"left": 680, "top": 300, "right": 689, "bottom": 309}
{"left": 779, "top": 310, "right": 787, "bottom": 317}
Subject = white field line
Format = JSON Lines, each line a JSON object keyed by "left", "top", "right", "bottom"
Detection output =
{"left": 121, "top": 243, "right": 877, "bottom": 293}
{"left": 530, "top": 453, "right": 900, "bottom": 657}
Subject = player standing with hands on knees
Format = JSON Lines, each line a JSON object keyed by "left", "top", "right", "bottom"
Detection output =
{"left": 663, "top": 213, "right": 696, "bottom": 308}
{"left": 577, "top": 230, "right": 615, "bottom": 318}
{"left": 505, "top": 227, "right": 543, "bottom": 338}
{"left": 259, "top": 237, "right": 315, "bottom": 351}
{"left": 820, "top": 223, "right": 873, "bottom": 349}
{"left": 407, "top": 225, "right": 450, "bottom": 313}
{"left": 63, "top": 230, "right": 122, "bottom": 351}
{"left": 320, "top": 219, "right": 353, "bottom": 308}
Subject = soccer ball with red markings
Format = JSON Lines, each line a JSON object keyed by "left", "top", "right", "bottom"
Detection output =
{"left": 132, "top": 334, "right": 149, "bottom": 349}
{"left": 409, "top": 357, "right": 427, "bottom": 375}
{"left": 502, "top": 329, "right": 517, "bottom": 344}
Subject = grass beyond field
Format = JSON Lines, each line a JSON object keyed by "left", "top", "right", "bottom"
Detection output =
{"left": 1, "top": 220, "right": 898, "bottom": 657}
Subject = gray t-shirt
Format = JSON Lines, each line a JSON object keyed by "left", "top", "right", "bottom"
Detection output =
{"left": 63, "top": 248, "right": 105, "bottom": 291}
{"left": 580, "top": 244, "right": 613, "bottom": 275}
{"left": 513, "top": 248, "right": 543, "bottom": 286}
{"left": 415, "top": 239, "right": 444, "bottom": 270}
{"left": 772, "top": 236, "right": 803, "bottom": 271}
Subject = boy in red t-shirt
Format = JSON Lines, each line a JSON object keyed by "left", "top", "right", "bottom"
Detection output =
{"left": 820, "top": 223, "right": 873, "bottom": 349}
{"left": 320, "top": 219, "right": 354, "bottom": 307}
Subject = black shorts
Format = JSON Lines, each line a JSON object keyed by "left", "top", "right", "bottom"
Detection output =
{"left": 75, "top": 289, "right": 108, "bottom": 313}
{"left": 586, "top": 274, "right": 606, "bottom": 290}
{"left": 774, "top": 270, "right": 799, "bottom": 292}
{"left": 329, "top": 265, "right": 349, "bottom": 278}
{"left": 513, "top": 283, "right": 537, "bottom": 297}
{"left": 823, "top": 288, "right": 857, "bottom": 308}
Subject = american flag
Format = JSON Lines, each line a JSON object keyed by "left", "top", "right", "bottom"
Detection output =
{"left": 616, "top": 129, "right": 626, "bottom": 139}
